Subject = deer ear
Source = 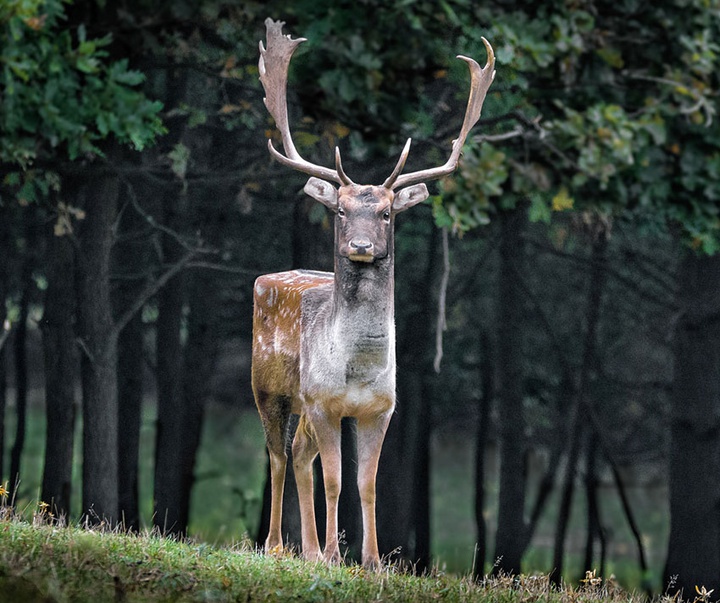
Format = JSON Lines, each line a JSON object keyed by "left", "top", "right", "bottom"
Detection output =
{"left": 304, "top": 177, "right": 338, "bottom": 210}
{"left": 393, "top": 183, "right": 429, "bottom": 213}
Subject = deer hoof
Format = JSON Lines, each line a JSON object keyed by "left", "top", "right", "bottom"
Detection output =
{"left": 323, "top": 548, "right": 342, "bottom": 565}
{"left": 302, "top": 548, "right": 323, "bottom": 563}
{"left": 362, "top": 556, "right": 383, "bottom": 572}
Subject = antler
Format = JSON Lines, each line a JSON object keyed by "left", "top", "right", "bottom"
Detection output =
{"left": 383, "top": 38, "right": 496, "bottom": 190}
{"left": 259, "top": 18, "right": 353, "bottom": 185}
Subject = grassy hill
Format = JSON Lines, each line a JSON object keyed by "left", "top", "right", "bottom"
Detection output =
{"left": 0, "top": 516, "right": 654, "bottom": 603}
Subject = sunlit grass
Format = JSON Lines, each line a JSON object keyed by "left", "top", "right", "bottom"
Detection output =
{"left": 0, "top": 518, "right": 649, "bottom": 603}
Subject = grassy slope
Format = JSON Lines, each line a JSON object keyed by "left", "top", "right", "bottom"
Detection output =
{"left": 0, "top": 519, "right": 650, "bottom": 603}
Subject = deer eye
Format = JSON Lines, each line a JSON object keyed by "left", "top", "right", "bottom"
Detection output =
{"left": 383, "top": 210, "right": 391, "bottom": 221}
{"left": 337, "top": 208, "right": 345, "bottom": 217}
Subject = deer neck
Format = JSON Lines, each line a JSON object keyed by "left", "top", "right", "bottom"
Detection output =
{"left": 330, "top": 251, "right": 395, "bottom": 379}
{"left": 332, "top": 253, "right": 394, "bottom": 326}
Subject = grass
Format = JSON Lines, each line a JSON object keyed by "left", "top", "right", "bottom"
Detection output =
{"left": 0, "top": 517, "right": 653, "bottom": 603}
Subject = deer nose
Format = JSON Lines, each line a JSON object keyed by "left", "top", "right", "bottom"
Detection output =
{"left": 350, "top": 239, "right": 373, "bottom": 255}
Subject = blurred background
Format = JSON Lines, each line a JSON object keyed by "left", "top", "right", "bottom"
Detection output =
{"left": 1, "top": 0, "right": 719, "bottom": 598}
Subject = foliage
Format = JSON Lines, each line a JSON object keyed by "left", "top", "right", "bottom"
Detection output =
{"left": 417, "top": 0, "right": 720, "bottom": 253}
{"left": 0, "top": 519, "right": 646, "bottom": 603}
{"left": 0, "top": 0, "right": 165, "bottom": 203}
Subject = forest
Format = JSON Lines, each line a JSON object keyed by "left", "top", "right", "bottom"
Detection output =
{"left": 1, "top": 0, "right": 720, "bottom": 598}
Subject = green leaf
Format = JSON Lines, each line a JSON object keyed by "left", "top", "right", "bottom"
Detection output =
{"left": 596, "top": 47, "right": 624, "bottom": 69}
{"left": 529, "top": 196, "right": 552, "bottom": 223}
{"left": 168, "top": 143, "right": 190, "bottom": 179}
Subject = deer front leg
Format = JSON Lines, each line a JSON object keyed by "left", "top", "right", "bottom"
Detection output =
{"left": 311, "top": 413, "right": 343, "bottom": 564}
{"left": 356, "top": 411, "right": 392, "bottom": 569}
{"left": 292, "top": 416, "right": 322, "bottom": 561}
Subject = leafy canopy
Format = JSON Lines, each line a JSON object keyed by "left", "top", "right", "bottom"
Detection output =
{"left": 1, "top": 0, "right": 165, "bottom": 203}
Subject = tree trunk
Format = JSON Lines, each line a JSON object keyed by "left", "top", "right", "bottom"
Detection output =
{"left": 177, "top": 261, "right": 221, "bottom": 533}
{"left": 493, "top": 206, "right": 528, "bottom": 575}
{"left": 583, "top": 431, "right": 604, "bottom": 575}
{"left": 117, "top": 314, "right": 143, "bottom": 531}
{"left": 550, "top": 231, "right": 608, "bottom": 586}
{"left": 9, "top": 257, "right": 31, "bottom": 501}
{"left": 115, "top": 184, "right": 149, "bottom": 531}
{"left": 153, "top": 187, "right": 187, "bottom": 535}
{"left": 76, "top": 170, "right": 120, "bottom": 523}
{"left": 524, "top": 370, "right": 573, "bottom": 545}
{"left": 0, "top": 205, "right": 10, "bottom": 480}
{"left": 412, "top": 382, "right": 433, "bottom": 573}
{"left": 473, "top": 330, "right": 494, "bottom": 579}
{"left": 40, "top": 225, "right": 77, "bottom": 519}
{"left": 339, "top": 417, "right": 361, "bottom": 560}
{"left": 664, "top": 251, "right": 720, "bottom": 597}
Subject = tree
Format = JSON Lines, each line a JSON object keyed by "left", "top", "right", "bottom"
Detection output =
{"left": 40, "top": 192, "right": 77, "bottom": 519}
{"left": 1, "top": 0, "right": 164, "bottom": 521}
{"left": 665, "top": 252, "right": 720, "bottom": 595}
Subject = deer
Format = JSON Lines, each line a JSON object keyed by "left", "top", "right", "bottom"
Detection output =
{"left": 253, "top": 18, "right": 495, "bottom": 569}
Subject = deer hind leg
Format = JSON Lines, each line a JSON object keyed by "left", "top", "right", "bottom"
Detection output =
{"left": 256, "top": 391, "right": 291, "bottom": 553}
{"left": 292, "top": 414, "right": 321, "bottom": 561}
{"left": 356, "top": 411, "right": 392, "bottom": 569}
{"left": 309, "top": 413, "right": 343, "bottom": 564}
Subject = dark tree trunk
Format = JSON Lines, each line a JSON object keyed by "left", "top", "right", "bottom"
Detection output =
{"left": 664, "top": 251, "right": 720, "bottom": 597}
{"left": 115, "top": 183, "right": 149, "bottom": 531}
{"left": 339, "top": 417, "right": 361, "bottom": 560}
{"left": 551, "top": 417, "right": 584, "bottom": 586}
{"left": 550, "top": 231, "right": 608, "bottom": 586}
{"left": 524, "top": 370, "right": 573, "bottom": 545}
{"left": 40, "top": 226, "right": 77, "bottom": 519}
{"left": 473, "top": 330, "right": 494, "bottom": 579}
{"left": 493, "top": 207, "right": 528, "bottom": 576}
{"left": 0, "top": 205, "right": 10, "bottom": 480}
{"left": 176, "top": 261, "right": 222, "bottom": 533}
{"left": 9, "top": 230, "right": 33, "bottom": 502}
{"left": 76, "top": 170, "right": 120, "bottom": 523}
{"left": 412, "top": 384, "right": 432, "bottom": 573}
{"left": 583, "top": 431, "right": 604, "bottom": 575}
{"left": 153, "top": 188, "right": 187, "bottom": 535}
{"left": 117, "top": 313, "right": 143, "bottom": 531}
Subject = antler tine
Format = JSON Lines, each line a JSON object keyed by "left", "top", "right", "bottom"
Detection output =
{"left": 388, "top": 37, "right": 496, "bottom": 191}
{"left": 382, "top": 138, "right": 412, "bottom": 189}
{"left": 335, "top": 147, "right": 354, "bottom": 185}
{"left": 259, "top": 18, "right": 345, "bottom": 184}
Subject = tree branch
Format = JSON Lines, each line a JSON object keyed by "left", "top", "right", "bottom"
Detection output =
{"left": 184, "top": 260, "right": 260, "bottom": 276}
{"left": 524, "top": 235, "right": 677, "bottom": 310}
{"left": 112, "top": 248, "right": 198, "bottom": 338}
{"left": 433, "top": 227, "right": 451, "bottom": 373}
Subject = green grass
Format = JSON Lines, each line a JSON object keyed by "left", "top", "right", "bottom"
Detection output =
{"left": 0, "top": 518, "right": 650, "bottom": 603}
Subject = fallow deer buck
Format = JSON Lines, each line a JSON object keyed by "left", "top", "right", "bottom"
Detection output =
{"left": 253, "top": 18, "right": 495, "bottom": 569}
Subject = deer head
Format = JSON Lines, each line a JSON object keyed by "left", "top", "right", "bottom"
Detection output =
{"left": 258, "top": 18, "right": 496, "bottom": 262}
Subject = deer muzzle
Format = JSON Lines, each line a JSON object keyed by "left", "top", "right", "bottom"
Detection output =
{"left": 349, "top": 239, "right": 375, "bottom": 262}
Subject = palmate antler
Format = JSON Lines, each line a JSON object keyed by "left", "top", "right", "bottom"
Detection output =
{"left": 259, "top": 18, "right": 496, "bottom": 189}
{"left": 259, "top": 18, "right": 353, "bottom": 185}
